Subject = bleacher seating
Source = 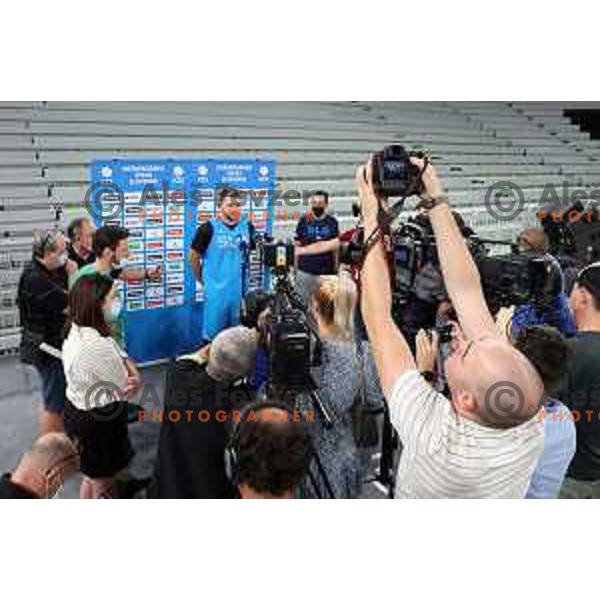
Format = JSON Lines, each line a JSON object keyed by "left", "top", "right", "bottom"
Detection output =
{"left": 1, "top": 100, "right": 599, "bottom": 355}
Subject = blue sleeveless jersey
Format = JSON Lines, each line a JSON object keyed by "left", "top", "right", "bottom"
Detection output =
{"left": 201, "top": 219, "right": 251, "bottom": 341}
{"left": 203, "top": 219, "right": 251, "bottom": 300}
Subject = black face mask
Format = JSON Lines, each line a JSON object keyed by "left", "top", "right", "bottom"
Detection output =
{"left": 312, "top": 207, "right": 325, "bottom": 218}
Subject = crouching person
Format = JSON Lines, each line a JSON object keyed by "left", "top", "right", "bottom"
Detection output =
{"left": 149, "top": 327, "right": 258, "bottom": 499}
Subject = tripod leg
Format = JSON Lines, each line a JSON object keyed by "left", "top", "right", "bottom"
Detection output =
{"left": 302, "top": 447, "right": 336, "bottom": 499}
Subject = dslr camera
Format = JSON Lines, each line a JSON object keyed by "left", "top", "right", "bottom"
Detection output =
{"left": 371, "top": 145, "right": 426, "bottom": 199}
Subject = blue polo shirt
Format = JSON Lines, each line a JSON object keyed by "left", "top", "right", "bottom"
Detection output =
{"left": 295, "top": 214, "right": 339, "bottom": 276}
{"left": 526, "top": 400, "right": 576, "bottom": 499}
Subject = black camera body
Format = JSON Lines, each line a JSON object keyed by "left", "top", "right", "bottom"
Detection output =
{"left": 240, "top": 289, "right": 275, "bottom": 329}
{"left": 393, "top": 224, "right": 557, "bottom": 311}
{"left": 262, "top": 240, "right": 296, "bottom": 276}
{"left": 478, "top": 253, "right": 564, "bottom": 311}
{"left": 342, "top": 212, "right": 558, "bottom": 339}
{"left": 339, "top": 228, "right": 365, "bottom": 267}
{"left": 372, "top": 145, "right": 426, "bottom": 199}
{"left": 267, "top": 313, "right": 313, "bottom": 392}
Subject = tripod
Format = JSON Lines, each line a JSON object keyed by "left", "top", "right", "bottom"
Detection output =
{"left": 267, "top": 270, "right": 336, "bottom": 499}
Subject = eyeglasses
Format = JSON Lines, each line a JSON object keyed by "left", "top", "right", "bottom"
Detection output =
{"left": 461, "top": 340, "right": 476, "bottom": 361}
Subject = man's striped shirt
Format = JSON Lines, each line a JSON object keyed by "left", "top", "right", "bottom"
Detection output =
{"left": 390, "top": 370, "right": 544, "bottom": 499}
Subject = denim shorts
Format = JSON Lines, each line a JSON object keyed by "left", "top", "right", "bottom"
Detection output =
{"left": 33, "top": 355, "right": 67, "bottom": 414}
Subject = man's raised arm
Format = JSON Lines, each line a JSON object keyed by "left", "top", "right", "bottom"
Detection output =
{"left": 358, "top": 164, "right": 416, "bottom": 398}
{"left": 413, "top": 159, "right": 497, "bottom": 341}
{"left": 295, "top": 238, "right": 340, "bottom": 257}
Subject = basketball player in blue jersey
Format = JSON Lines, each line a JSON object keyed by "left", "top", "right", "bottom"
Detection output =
{"left": 190, "top": 188, "right": 255, "bottom": 342}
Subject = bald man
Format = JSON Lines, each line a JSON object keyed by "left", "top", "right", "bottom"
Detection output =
{"left": 0, "top": 433, "right": 80, "bottom": 499}
{"left": 358, "top": 158, "right": 545, "bottom": 499}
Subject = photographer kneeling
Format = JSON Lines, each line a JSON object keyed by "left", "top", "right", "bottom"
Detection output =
{"left": 307, "top": 272, "right": 384, "bottom": 499}
{"left": 359, "top": 156, "right": 545, "bottom": 499}
{"left": 150, "top": 327, "right": 258, "bottom": 499}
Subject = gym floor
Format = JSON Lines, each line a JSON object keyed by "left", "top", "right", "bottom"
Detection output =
{"left": 0, "top": 356, "right": 164, "bottom": 499}
{"left": 0, "top": 356, "right": 386, "bottom": 499}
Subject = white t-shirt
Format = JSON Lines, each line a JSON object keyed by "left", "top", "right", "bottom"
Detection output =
{"left": 390, "top": 370, "right": 545, "bottom": 499}
{"left": 62, "top": 324, "right": 128, "bottom": 412}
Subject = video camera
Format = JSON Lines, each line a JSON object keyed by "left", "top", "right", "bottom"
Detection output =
{"left": 254, "top": 235, "right": 323, "bottom": 398}
{"left": 262, "top": 239, "right": 296, "bottom": 277}
{"left": 344, "top": 215, "right": 561, "bottom": 311}
{"left": 478, "top": 253, "right": 564, "bottom": 310}
{"left": 253, "top": 235, "right": 336, "bottom": 499}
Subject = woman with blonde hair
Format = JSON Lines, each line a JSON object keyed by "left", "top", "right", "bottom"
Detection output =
{"left": 307, "top": 271, "right": 384, "bottom": 499}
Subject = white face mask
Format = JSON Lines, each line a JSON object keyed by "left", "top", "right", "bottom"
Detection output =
{"left": 55, "top": 252, "right": 68, "bottom": 268}
{"left": 103, "top": 299, "right": 122, "bottom": 323}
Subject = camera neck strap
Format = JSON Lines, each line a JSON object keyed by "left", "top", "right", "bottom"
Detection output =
{"left": 356, "top": 155, "right": 429, "bottom": 295}
{"left": 357, "top": 201, "right": 397, "bottom": 295}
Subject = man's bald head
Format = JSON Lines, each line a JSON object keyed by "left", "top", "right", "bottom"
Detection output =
{"left": 11, "top": 433, "right": 80, "bottom": 498}
{"left": 446, "top": 336, "right": 544, "bottom": 429}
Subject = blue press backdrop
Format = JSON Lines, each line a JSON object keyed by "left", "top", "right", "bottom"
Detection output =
{"left": 90, "top": 158, "right": 276, "bottom": 364}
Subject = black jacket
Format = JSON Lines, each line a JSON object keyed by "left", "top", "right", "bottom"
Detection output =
{"left": 0, "top": 474, "right": 38, "bottom": 499}
{"left": 149, "top": 359, "right": 254, "bottom": 499}
{"left": 17, "top": 260, "right": 68, "bottom": 360}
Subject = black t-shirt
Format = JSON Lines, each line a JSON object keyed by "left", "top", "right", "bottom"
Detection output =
{"left": 68, "top": 245, "right": 95, "bottom": 270}
{"left": 191, "top": 221, "right": 256, "bottom": 257}
{"left": 149, "top": 359, "right": 255, "bottom": 499}
{"left": 0, "top": 474, "right": 38, "bottom": 499}
{"left": 17, "top": 260, "right": 69, "bottom": 348}
{"left": 559, "top": 332, "right": 600, "bottom": 481}
{"left": 295, "top": 215, "right": 340, "bottom": 276}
